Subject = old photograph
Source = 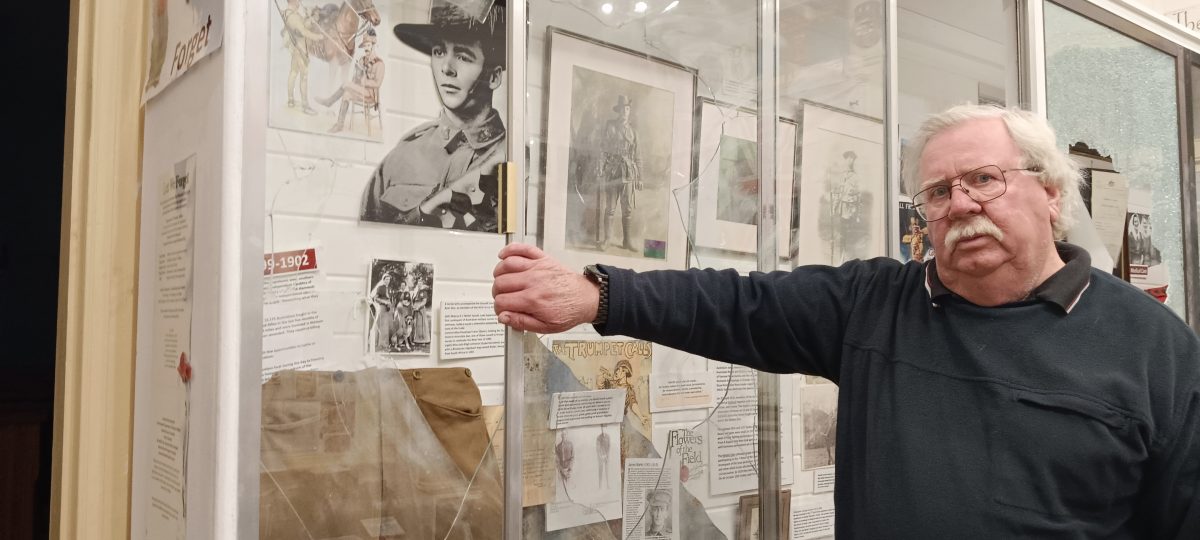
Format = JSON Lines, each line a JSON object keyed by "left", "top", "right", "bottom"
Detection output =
{"left": 899, "top": 196, "right": 931, "bottom": 263}
{"left": 365, "top": 259, "right": 433, "bottom": 355}
{"left": 1127, "top": 212, "right": 1162, "bottom": 267}
{"left": 643, "top": 488, "right": 674, "bottom": 538}
{"left": 562, "top": 67, "right": 674, "bottom": 258}
{"left": 543, "top": 29, "right": 695, "bottom": 273}
{"left": 793, "top": 101, "right": 885, "bottom": 266}
{"left": 357, "top": 0, "right": 507, "bottom": 232}
{"left": 799, "top": 384, "right": 838, "bottom": 471}
{"left": 268, "top": 0, "right": 384, "bottom": 141}
{"left": 694, "top": 101, "right": 797, "bottom": 254}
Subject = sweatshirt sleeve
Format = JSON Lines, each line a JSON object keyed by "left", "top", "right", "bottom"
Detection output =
{"left": 595, "top": 260, "right": 882, "bottom": 380}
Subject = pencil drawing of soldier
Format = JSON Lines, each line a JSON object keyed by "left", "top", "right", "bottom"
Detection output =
{"left": 819, "top": 149, "right": 871, "bottom": 263}
{"left": 281, "top": 0, "right": 326, "bottom": 115}
{"left": 595, "top": 95, "right": 643, "bottom": 251}
{"left": 596, "top": 424, "right": 611, "bottom": 489}
{"left": 317, "top": 28, "right": 385, "bottom": 133}
{"left": 359, "top": 0, "right": 506, "bottom": 232}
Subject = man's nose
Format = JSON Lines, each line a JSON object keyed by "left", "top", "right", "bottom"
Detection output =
{"left": 945, "top": 184, "right": 981, "bottom": 220}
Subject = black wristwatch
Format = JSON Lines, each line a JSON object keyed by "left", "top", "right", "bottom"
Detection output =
{"left": 583, "top": 264, "right": 609, "bottom": 326}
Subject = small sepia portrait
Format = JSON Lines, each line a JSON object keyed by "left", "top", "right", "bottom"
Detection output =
{"left": 366, "top": 259, "right": 433, "bottom": 355}
{"left": 644, "top": 488, "right": 673, "bottom": 538}
{"left": 359, "top": 0, "right": 507, "bottom": 232}
{"left": 800, "top": 384, "right": 839, "bottom": 470}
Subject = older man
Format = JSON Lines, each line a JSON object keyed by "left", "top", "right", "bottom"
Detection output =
{"left": 492, "top": 105, "right": 1200, "bottom": 538}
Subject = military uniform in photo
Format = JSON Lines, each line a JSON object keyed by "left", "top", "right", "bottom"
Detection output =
{"left": 359, "top": 0, "right": 506, "bottom": 232}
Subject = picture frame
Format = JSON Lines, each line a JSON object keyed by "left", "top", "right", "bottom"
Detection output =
{"left": 693, "top": 99, "right": 797, "bottom": 255}
{"left": 791, "top": 101, "right": 886, "bottom": 266}
{"left": 542, "top": 28, "right": 697, "bottom": 273}
{"left": 736, "top": 489, "right": 791, "bottom": 540}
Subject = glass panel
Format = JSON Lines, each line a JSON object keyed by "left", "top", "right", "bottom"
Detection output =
{"left": 522, "top": 1, "right": 777, "bottom": 538}
{"left": 1044, "top": 2, "right": 1189, "bottom": 316}
{"left": 778, "top": 0, "right": 887, "bottom": 536}
{"left": 897, "top": 0, "right": 1019, "bottom": 199}
{"left": 261, "top": 0, "right": 509, "bottom": 536}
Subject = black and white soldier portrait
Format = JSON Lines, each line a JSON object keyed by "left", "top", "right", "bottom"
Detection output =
{"left": 817, "top": 148, "right": 872, "bottom": 263}
{"left": 366, "top": 259, "right": 433, "bottom": 355}
{"left": 644, "top": 488, "right": 673, "bottom": 538}
{"left": 564, "top": 67, "right": 675, "bottom": 260}
{"left": 359, "top": 0, "right": 506, "bottom": 232}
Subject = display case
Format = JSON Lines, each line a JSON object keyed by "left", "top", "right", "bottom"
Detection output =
{"left": 125, "top": 1, "right": 1199, "bottom": 539}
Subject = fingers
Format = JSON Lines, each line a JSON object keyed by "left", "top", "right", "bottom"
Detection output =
{"left": 491, "top": 272, "right": 530, "bottom": 297}
{"left": 492, "top": 290, "right": 533, "bottom": 317}
{"left": 492, "top": 255, "right": 537, "bottom": 277}
{"left": 498, "top": 242, "right": 545, "bottom": 261}
{"left": 497, "top": 311, "right": 551, "bottom": 334}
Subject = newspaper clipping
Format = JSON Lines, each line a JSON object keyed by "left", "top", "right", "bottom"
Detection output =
{"left": 622, "top": 457, "right": 680, "bottom": 540}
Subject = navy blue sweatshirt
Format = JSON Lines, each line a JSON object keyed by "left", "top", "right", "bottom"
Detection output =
{"left": 598, "top": 244, "right": 1200, "bottom": 538}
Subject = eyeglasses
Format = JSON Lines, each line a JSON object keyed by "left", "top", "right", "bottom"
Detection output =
{"left": 911, "top": 165, "right": 1040, "bottom": 222}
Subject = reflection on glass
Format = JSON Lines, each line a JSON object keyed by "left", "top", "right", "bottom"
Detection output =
{"left": 525, "top": 1, "right": 776, "bottom": 538}
{"left": 1045, "top": 2, "right": 1189, "bottom": 316}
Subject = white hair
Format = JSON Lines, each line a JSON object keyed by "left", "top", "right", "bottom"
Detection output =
{"left": 902, "top": 104, "right": 1081, "bottom": 239}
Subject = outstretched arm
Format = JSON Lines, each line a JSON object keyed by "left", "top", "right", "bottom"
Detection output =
{"left": 492, "top": 243, "right": 870, "bottom": 378}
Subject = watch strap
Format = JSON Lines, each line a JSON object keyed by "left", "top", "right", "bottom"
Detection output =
{"left": 583, "top": 264, "right": 609, "bottom": 326}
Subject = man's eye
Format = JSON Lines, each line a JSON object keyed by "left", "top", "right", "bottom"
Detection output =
{"left": 431, "top": 47, "right": 445, "bottom": 56}
{"left": 972, "top": 173, "right": 997, "bottom": 184}
{"left": 930, "top": 186, "right": 950, "bottom": 198}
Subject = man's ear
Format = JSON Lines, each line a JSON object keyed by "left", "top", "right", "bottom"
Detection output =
{"left": 1045, "top": 183, "right": 1062, "bottom": 224}
{"left": 487, "top": 65, "right": 504, "bottom": 91}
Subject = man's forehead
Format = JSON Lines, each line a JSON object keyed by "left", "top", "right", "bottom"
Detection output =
{"left": 918, "top": 119, "right": 1017, "bottom": 180}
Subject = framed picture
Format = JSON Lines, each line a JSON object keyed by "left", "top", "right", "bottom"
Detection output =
{"left": 366, "top": 259, "right": 434, "bottom": 356}
{"left": 791, "top": 101, "right": 886, "bottom": 266}
{"left": 737, "top": 489, "right": 791, "bottom": 540}
{"left": 542, "top": 28, "right": 697, "bottom": 272}
{"left": 693, "top": 100, "right": 797, "bottom": 255}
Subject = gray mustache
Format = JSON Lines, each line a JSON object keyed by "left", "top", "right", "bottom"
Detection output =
{"left": 945, "top": 218, "right": 1004, "bottom": 248}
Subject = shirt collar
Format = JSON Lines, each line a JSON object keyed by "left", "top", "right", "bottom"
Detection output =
{"left": 437, "top": 109, "right": 506, "bottom": 151}
{"left": 925, "top": 241, "right": 1092, "bottom": 313}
